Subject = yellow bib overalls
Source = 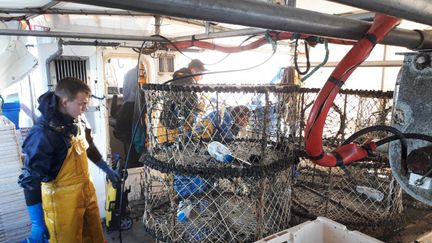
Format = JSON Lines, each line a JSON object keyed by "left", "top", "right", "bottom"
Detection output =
{"left": 41, "top": 121, "right": 105, "bottom": 243}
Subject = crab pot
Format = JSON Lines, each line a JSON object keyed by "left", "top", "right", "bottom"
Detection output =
{"left": 292, "top": 89, "right": 403, "bottom": 239}
{"left": 140, "top": 84, "right": 299, "bottom": 242}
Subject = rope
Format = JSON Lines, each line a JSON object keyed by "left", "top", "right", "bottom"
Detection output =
{"left": 294, "top": 37, "right": 310, "bottom": 75}
{"left": 91, "top": 94, "right": 105, "bottom": 100}
{"left": 301, "top": 38, "right": 329, "bottom": 82}
{"left": 264, "top": 30, "right": 277, "bottom": 51}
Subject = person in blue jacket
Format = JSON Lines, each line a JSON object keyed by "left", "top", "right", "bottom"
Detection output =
{"left": 174, "top": 105, "right": 250, "bottom": 198}
{"left": 194, "top": 105, "right": 250, "bottom": 143}
{"left": 18, "top": 77, "right": 120, "bottom": 243}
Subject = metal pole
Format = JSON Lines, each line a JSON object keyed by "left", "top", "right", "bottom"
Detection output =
{"left": 58, "top": 0, "right": 432, "bottom": 49}
{"left": 0, "top": 29, "right": 164, "bottom": 41}
{"left": 155, "top": 16, "right": 161, "bottom": 35}
{"left": 0, "top": 27, "right": 274, "bottom": 46}
{"left": 0, "top": 8, "right": 233, "bottom": 32}
{"left": 46, "top": 40, "right": 63, "bottom": 88}
{"left": 327, "top": 0, "right": 432, "bottom": 27}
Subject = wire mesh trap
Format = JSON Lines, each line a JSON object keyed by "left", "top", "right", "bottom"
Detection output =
{"left": 140, "top": 84, "right": 299, "bottom": 242}
{"left": 292, "top": 89, "right": 404, "bottom": 239}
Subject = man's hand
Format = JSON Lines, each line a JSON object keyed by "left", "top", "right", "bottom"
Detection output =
{"left": 95, "top": 160, "right": 121, "bottom": 188}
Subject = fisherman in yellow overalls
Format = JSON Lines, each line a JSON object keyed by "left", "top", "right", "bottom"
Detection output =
{"left": 18, "top": 77, "right": 121, "bottom": 243}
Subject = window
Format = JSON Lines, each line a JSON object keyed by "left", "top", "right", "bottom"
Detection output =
{"left": 158, "top": 54, "right": 175, "bottom": 73}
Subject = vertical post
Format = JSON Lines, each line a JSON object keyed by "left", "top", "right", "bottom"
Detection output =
{"left": 154, "top": 16, "right": 161, "bottom": 35}
{"left": 324, "top": 168, "right": 333, "bottom": 216}
{"left": 256, "top": 178, "right": 268, "bottom": 240}
{"left": 299, "top": 92, "right": 306, "bottom": 148}
{"left": 261, "top": 91, "right": 269, "bottom": 157}
{"left": 168, "top": 175, "right": 177, "bottom": 241}
{"left": 340, "top": 93, "right": 348, "bottom": 142}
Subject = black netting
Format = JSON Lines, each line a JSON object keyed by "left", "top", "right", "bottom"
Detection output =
{"left": 139, "top": 84, "right": 401, "bottom": 241}
{"left": 141, "top": 84, "right": 298, "bottom": 242}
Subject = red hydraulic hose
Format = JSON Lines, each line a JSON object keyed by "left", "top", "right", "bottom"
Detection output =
{"left": 304, "top": 14, "right": 400, "bottom": 167}
{"left": 165, "top": 32, "right": 355, "bottom": 53}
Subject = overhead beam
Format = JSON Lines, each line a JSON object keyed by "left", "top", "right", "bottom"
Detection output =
{"left": 29, "top": 1, "right": 60, "bottom": 19}
{"left": 327, "top": 0, "right": 432, "bottom": 27}
{"left": 57, "top": 0, "right": 432, "bottom": 50}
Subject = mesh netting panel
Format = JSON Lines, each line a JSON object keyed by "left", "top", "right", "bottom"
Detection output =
{"left": 141, "top": 84, "right": 298, "bottom": 242}
{"left": 293, "top": 89, "right": 403, "bottom": 239}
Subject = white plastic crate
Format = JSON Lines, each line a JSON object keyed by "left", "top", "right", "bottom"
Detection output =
{"left": 255, "top": 217, "right": 383, "bottom": 243}
{"left": 0, "top": 115, "right": 31, "bottom": 242}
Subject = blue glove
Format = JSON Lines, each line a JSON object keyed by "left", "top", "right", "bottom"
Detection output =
{"left": 95, "top": 160, "right": 121, "bottom": 187}
{"left": 24, "top": 203, "right": 49, "bottom": 243}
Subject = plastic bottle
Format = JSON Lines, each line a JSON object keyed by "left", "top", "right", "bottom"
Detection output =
{"left": 355, "top": 186, "right": 384, "bottom": 202}
{"left": 207, "top": 141, "right": 234, "bottom": 164}
{"left": 177, "top": 199, "right": 193, "bottom": 222}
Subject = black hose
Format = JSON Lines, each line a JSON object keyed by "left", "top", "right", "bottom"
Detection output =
{"left": 294, "top": 38, "right": 310, "bottom": 75}
{"left": 376, "top": 133, "right": 432, "bottom": 146}
{"left": 342, "top": 125, "right": 408, "bottom": 173}
{"left": 117, "top": 40, "right": 147, "bottom": 243}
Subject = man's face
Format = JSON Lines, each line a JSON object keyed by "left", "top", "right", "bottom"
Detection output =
{"left": 237, "top": 114, "right": 249, "bottom": 127}
{"left": 191, "top": 67, "right": 203, "bottom": 82}
{"left": 60, "top": 91, "right": 89, "bottom": 119}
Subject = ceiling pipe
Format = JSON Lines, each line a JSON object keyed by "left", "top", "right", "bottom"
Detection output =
{"left": 0, "top": 8, "right": 152, "bottom": 16}
{"left": 327, "top": 0, "right": 432, "bottom": 27}
{"left": 46, "top": 39, "right": 63, "bottom": 89}
{"left": 0, "top": 27, "right": 269, "bottom": 44}
{"left": 0, "top": 29, "right": 164, "bottom": 41}
{"left": 62, "top": 40, "right": 121, "bottom": 47}
{"left": 58, "top": 0, "right": 432, "bottom": 49}
{"left": 0, "top": 9, "right": 232, "bottom": 32}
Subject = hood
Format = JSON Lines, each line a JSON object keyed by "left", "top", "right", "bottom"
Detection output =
{"left": 37, "top": 91, "right": 58, "bottom": 119}
{"left": 37, "top": 91, "right": 76, "bottom": 132}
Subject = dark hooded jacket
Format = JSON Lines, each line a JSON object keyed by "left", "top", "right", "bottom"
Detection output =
{"left": 18, "top": 91, "right": 102, "bottom": 205}
{"left": 159, "top": 68, "right": 200, "bottom": 129}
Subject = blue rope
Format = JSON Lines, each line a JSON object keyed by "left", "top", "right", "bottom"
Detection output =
{"left": 264, "top": 31, "right": 277, "bottom": 52}
{"left": 91, "top": 94, "right": 105, "bottom": 100}
{"left": 301, "top": 38, "right": 329, "bottom": 82}
{"left": 291, "top": 33, "right": 301, "bottom": 40}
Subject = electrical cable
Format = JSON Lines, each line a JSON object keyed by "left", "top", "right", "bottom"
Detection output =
{"left": 132, "top": 40, "right": 159, "bottom": 55}
{"left": 162, "top": 44, "right": 277, "bottom": 85}
{"left": 342, "top": 125, "right": 408, "bottom": 171}
{"left": 301, "top": 38, "right": 329, "bottom": 82}
{"left": 157, "top": 33, "right": 263, "bottom": 66}
{"left": 117, "top": 40, "right": 146, "bottom": 243}
{"left": 376, "top": 133, "right": 432, "bottom": 146}
{"left": 294, "top": 37, "right": 310, "bottom": 75}
{"left": 204, "top": 35, "right": 258, "bottom": 66}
